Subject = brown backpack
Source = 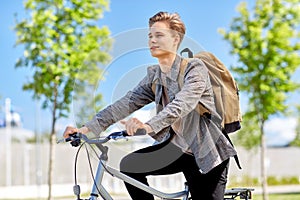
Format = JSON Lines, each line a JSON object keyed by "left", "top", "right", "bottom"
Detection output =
{"left": 151, "top": 49, "right": 243, "bottom": 168}
{"left": 180, "top": 48, "right": 242, "bottom": 133}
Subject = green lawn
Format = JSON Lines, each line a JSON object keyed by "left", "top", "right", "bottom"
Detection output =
{"left": 253, "top": 193, "right": 300, "bottom": 200}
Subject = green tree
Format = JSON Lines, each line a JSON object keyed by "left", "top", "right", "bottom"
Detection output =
{"left": 219, "top": 0, "right": 300, "bottom": 199}
{"left": 14, "top": 0, "right": 111, "bottom": 199}
{"left": 290, "top": 105, "right": 300, "bottom": 146}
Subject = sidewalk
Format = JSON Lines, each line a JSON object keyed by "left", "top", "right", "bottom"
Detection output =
{"left": 0, "top": 184, "right": 75, "bottom": 199}
{"left": 1, "top": 184, "right": 300, "bottom": 199}
{"left": 0, "top": 184, "right": 130, "bottom": 200}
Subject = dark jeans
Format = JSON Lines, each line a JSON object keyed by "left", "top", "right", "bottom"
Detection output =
{"left": 120, "top": 139, "right": 229, "bottom": 200}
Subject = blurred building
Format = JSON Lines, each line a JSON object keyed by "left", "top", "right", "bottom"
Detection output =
{"left": 0, "top": 98, "right": 34, "bottom": 187}
{"left": 0, "top": 98, "right": 34, "bottom": 140}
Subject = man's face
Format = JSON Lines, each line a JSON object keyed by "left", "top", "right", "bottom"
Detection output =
{"left": 148, "top": 21, "right": 179, "bottom": 58}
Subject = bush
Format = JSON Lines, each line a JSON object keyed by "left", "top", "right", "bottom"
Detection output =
{"left": 228, "top": 175, "right": 300, "bottom": 187}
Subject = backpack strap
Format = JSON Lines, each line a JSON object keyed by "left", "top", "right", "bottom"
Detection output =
{"left": 180, "top": 47, "right": 194, "bottom": 58}
{"left": 204, "top": 113, "right": 242, "bottom": 170}
{"left": 223, "top": 129, "right": 242, "bottom": 169}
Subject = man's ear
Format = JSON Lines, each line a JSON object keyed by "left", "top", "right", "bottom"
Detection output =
{"left": 174, "top": 34, "right": 180, "bottom": 48}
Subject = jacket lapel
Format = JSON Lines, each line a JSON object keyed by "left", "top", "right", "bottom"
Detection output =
{"left": 152, "top": 55, "right": 183, "bottom": 111}
{"left": 165, "top": 55, "right": 182, "bottom": 102}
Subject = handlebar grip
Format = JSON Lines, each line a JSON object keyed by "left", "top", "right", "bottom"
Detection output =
{"left": 121, "top": 129, "right": 146, "bottom": 136}
{"left": 135, "top": 128, "right": 147, "bottom": 135}
{"left": 109, "top": 129, "right": 146, "bottom": 139}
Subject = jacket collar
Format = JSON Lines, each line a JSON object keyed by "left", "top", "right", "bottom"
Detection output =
{"left": 169, "top": 54, "right": 182, "bottom": 81}
{"left": 152, "top": 54, "right": 182, "bottom": 84}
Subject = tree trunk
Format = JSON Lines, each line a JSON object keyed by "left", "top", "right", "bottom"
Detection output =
{"left": 260, "top": 121, "right": 269, "bottom": 200}
{"left": 47, "top": 115, "right": 56, "bottom": 200}
{"left": 48, "top": 87, "right": 58, "bottom": 200}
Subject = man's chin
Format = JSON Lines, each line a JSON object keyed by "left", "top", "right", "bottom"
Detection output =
{"left": 150, "top": 50, "right": 168, "bottom": 58}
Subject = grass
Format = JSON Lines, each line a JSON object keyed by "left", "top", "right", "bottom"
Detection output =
{"left": 253, "top": 193, "right": 300, "bottom": 200}
{"left": 228, "top": 175, "right": 300, "bottom": 187}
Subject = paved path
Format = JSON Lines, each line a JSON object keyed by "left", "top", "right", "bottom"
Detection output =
{"left": 0, "top": 184, "right": 130, "bottom": 199}
{"left": 1, "top": 184, "right": 300, "bottom": 199}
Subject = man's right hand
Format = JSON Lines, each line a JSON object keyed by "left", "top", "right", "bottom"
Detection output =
{"left": 63, "top": 126, "right": 89, "bottom": 138}
{"left": 120, "top": 118, "right": 153, "bottom": 136}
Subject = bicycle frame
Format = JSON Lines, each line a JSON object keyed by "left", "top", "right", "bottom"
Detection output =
{"left": 86, "top": 141, "right": 189, "bottom": 200}
{"left": 60, "top": 131, "right": 253, "bottom": 200}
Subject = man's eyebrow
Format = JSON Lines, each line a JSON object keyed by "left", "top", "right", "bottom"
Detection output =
{"left": 148, "top": 31, "right": 164, "bottom": 35}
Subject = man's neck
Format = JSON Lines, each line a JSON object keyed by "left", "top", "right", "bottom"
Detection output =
{"left": 158, "top": 54, "right": 176, "bottom": 73}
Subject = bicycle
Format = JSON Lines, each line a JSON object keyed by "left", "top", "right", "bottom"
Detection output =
{"left": 58, "top": 130, "right": 254, "bottom": 200}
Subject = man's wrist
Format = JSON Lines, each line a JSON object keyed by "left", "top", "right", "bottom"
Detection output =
{"left": 144, "top": 123, "right": 154, "bottom": 134}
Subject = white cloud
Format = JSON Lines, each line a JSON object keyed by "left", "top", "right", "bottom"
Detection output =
{"left": 265, "top": 117, "right": 297, "bottom": 146}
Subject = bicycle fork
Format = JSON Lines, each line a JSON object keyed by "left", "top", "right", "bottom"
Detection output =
{"left": 88, "top": 144, "right": 113, "bottom": 200}
{"left": 88, "top": 160, "right": 112, "bottom": 200}
{"left": 74, "top": 143, "right": 113, "bottom": 200}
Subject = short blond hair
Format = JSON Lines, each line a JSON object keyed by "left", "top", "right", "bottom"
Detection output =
{"left": 149, "top": 11, "right": 186, "bottom": 46}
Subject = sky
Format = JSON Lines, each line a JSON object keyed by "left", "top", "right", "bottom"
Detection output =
{"left": 0, "top": 0, "right": 299, "bottom": 146}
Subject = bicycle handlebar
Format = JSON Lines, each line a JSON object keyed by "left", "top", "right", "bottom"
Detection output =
{"left": 57, "top": 128, "right": 146, "bottom": 147}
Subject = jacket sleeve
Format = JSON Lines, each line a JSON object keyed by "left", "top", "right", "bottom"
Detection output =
{"left": 85, "top": 68, "right": 156, "bottom": 135}
{"left": 146, "top": 59, "right": 210, "bottom": 135}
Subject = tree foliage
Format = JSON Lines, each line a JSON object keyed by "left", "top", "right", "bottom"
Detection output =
{"left": 15, "top": 0, "right": 111, "bottom": 120}
{"left": 219, "top": 0, "right": 300, "bottom": 148}
{"left": 219, "top": 0, "right": 300, "bottom": 199}
{"left": 14, "top": 0, "right": 112, "bottom": 199}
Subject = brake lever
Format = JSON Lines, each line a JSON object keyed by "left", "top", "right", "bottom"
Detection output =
{"left": 69, "top": 133, "right": 82, "bottom": 147}
{"left": 56, "top": 133, "right": 82, "bottom": 147}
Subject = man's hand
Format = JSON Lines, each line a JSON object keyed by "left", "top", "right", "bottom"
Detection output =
{"left": 120, "top": 118, "right": 153, "bottom": 136}
{"left": 63, "top": 126, "right": 89, "bottom": 138}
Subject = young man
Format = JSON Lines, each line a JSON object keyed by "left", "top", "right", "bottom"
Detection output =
{"left": 64, "top": 11, "right": 237, "bottom": 200}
